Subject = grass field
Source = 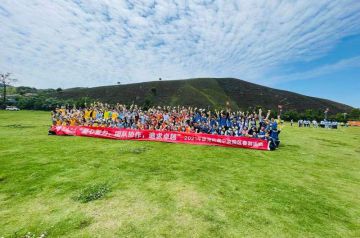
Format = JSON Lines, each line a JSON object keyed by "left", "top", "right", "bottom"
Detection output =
{"left": 0, "top": 111, "right": 359, "bottom": 237}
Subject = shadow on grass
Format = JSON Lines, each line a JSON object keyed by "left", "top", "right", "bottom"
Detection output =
{"left": 311, "top": 137, "right": 350, "bottom": 147}
{"left": 2, "top": 124, "right": 37, "bottom": 129}
{"left": 119, "top": 146, "right": 149, "bottom": 154}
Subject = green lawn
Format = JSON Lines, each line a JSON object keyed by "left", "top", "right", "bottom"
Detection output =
{"left": 0, "top": 110, "right": 359, "bottom": 237}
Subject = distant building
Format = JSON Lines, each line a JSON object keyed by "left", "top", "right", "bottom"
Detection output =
{"left": 24, "top": 93, "right": 37, "bottom": 97}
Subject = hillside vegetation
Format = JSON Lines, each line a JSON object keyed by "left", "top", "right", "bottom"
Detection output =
{"left": 52, "top": 78, "right": 352, "bottom": 113}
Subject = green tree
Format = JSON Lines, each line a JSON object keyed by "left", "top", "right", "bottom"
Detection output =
{"left": 0, "top": 73, "right": 17, "bottom": 108}
{"left": 349, "top": 108, "right": 360, "bottom": 120}
{"left": 282, "top": 110, "right": 299, "bottom": 121}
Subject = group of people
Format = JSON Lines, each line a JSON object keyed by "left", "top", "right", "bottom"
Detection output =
{"left": 295, "top": 119, "right": 318, "bottom": 127}
{"left": 320, "top": 120, "right": 339, "bottom": 129}
{"left": 290, "top": 119, "right": 340, "bottom": 129}
{"left": 51, "top": 102, "right": 281, "bottom": 147}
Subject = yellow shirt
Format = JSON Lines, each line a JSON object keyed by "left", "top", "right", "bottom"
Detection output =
{"left": 92, "top": 110, "right": 97, "bottom": 119}
{"left": 60, "top": 108, "right": 66, "bottom": 116}
{"left": 276, "top": 119, "right": 283, "bottom": 130}
{"left": 112, "top": 112, "right": 118, "bottom": 121}
{"left": 104, "top": 111, "right": 110, "bottom": 120}
{"left": 84, "top": 110, "right": 91, "bottom": 119}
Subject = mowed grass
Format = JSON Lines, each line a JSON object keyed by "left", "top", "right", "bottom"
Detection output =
{"left": 0, "top": 111, "right": 359, "bottom": 238}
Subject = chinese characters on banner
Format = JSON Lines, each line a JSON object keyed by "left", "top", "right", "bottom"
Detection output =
{"left": 50, "top": 126, "right": 270, "bottom": 151}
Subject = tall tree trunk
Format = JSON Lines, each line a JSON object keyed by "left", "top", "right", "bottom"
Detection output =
{"left": 3, "top": 82, "right": 6, "bottom": 106}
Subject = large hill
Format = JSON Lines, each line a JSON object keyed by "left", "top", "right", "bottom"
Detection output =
{"left": 52, "top": 78, "right": 352, "bottom": 113}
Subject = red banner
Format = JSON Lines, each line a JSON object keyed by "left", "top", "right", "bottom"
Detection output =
{"left": 50, "top": 126, "right": 270, "bottom": 150}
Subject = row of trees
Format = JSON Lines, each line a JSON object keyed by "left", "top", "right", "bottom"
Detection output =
{"left": 13, "top": 95, "right": 92, "bottom": 111}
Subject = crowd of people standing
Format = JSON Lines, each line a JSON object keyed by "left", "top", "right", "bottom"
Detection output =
{"left": 51, "top": 102, "right": 281, "bottom": 147}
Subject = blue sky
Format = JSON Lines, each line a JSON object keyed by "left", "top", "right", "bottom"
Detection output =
{"left": 0, "top": 0, "right": 359, "bottom": 107}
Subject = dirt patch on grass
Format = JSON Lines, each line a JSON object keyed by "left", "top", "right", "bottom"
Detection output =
{"left": 81, "top": 184, "right": 209, "bottom": 234}
{"left": 173, "top": 185, "right": 207, "bottom": 208}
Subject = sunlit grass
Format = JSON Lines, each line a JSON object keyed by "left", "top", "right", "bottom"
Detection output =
{"left": 0, "top": 110, "right": 359, "bottom": 237}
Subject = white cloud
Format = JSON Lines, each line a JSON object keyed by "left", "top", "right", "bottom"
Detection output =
{"left": 0, "top": 0, "right": 359, "bottom": 88}
{"left": 267, "top": 56, "right": 360, "bottom": 84}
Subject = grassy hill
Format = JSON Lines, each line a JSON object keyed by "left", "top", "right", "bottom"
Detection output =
{"left": 0, "top": 110, "right": 359, "bottom": 237}
{"left": 53, "top": 78, "right": 352, "bottom": 113}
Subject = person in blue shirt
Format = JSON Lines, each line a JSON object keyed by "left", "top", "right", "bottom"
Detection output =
{"left": 226, "top": 118, "right": 232, "bottom": 129}
{"left": 268, "top": 118, "right": 280, "bottom": 147}
{"left": 192, "top": 111, "right": 201, "bottom": 123}
{"left": 258, "top": 126, "right": 266, "bottom": 140}
{"left": 210, "top": 124, "right": 218, "bottom": 134}
{"left": 269, "top": 118, "right": 277, "bottom": 130}
{"left": 218, "top": 113, "right": 227, "bottom": 128}
{"left": 200, "top": 112, "right": 208, "bottom": 123}
{"left": 210, "top": 116, "right": 217, "bottom": 128}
